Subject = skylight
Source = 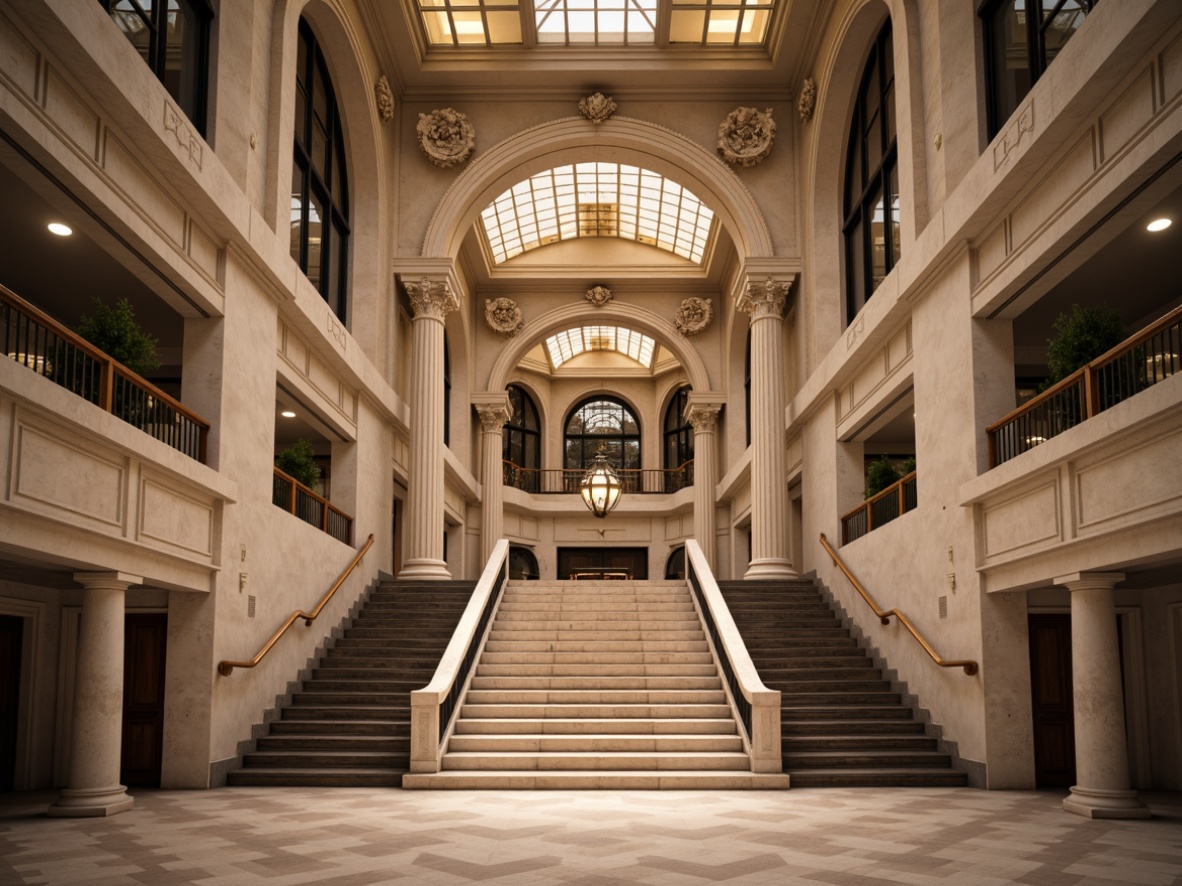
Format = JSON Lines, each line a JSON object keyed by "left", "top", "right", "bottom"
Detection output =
{"left": 481, "top": 163, "right": 714, "bottom": 264}
{"left": 546, "top": 326, "right": 656, "bottom": 368}
{"left": 535, "top": 0, "right": 657, "bottom": 45}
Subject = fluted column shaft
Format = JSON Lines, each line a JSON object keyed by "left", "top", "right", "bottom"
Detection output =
{"left": 49, "top": 572, "right": 140, "bottom": 818}
{"left": 687, "top": 403, "right": 722, "bottom": 571}
{"left": 400, "top": 278, "right": 458, "bottom": 579}
{"left": 1055, "top": 572, "right": 1149, "bottom": 819}
{"left": 476, "top": 397, "right": 512, "bottom": 564}
{"left": 738, "top": 278, "right": 795, "bottom": 579}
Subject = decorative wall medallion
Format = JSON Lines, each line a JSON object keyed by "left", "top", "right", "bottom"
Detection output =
{"left": 718, "top": 107, "right": 775, "bottom": 167}
{"left": 375, "top": 75, "right": 394, "bottom": 124}
{"left": 484, "top": 297, "right": 525, "bottom": 336}
{"left": 674, "top": 297, "right": 713, "bottom": 336}
{"left": 578, "top": 92, "right": 617, "bottom": 124}
{"left": 163, "top": 103, "right": 202, "bottom": 169}
{"left": 798, "top": 77, "right": 816, "bottom": 123}
{"left": 416, "top": 108, "right": 476, "bottom": 168}
{"left": 585, "top": 285, "right": 613, "bottom": 307}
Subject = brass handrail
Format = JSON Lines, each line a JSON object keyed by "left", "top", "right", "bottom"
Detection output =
{"left": 217, "top": 533, "right": 374, "bottom": 676}
{"left": 819, "top": 532, "right": 978, "bottom": 676}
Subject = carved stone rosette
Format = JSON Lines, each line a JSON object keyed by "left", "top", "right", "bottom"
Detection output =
{"left": 736, "top": 276, "right": 789, "bottom": 320}
{"left": 484, "top": 297, "right": 525, "bottom": 336}
{"left": 578, "top": 92, "right": 617, "bottom": 124}
{"left": 585, "top": 285, "right": 613, "bottom": 308}
{"left": 375, "top": 75, "right": 394, "bottom": 123}
{"left": 416, "top": 108, "right": 476, "bottom": 168}
{"left": 798, "top": 77, "right": 816, "bottom": 123}
{"left": 717, "top": 107, "right": 776, "bottom": 167}
{"left": 674, "top": 297, "right": 713, "bottom": 336}
{"left": 404, "top": 277, "right": 459, "bottom": 321}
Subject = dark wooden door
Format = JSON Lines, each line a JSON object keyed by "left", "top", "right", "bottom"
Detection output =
{"left": 0, "top": 615, "right": 22, "bottom": 792}
{"left": 121, "top": 613, "right": 168, "bottom": 788}
{"left": 556, "top": 548, "right": 648, "bottom": 580}
{"left": 1028, "top": 614, "right": 1075, "bottom": 787}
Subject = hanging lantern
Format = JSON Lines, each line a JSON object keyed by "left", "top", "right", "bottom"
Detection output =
{"left": 579, "top": 452, "right": 622, "bottom": 518}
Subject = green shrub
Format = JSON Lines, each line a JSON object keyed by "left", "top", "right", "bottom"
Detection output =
{"left": 75, "top": 297, "right": 159, "bottom": 376}
{"left": 1045, "top": 304, "right": 1124, "bottom": 386}
{"left": 865, "top": 456, "right": 901, "bottom": 498}
{"left": 276, "top": 438, "right": 321, "bottom": 488}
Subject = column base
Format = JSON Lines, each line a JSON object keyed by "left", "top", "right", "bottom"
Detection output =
{"left": 48, "top": 785, "right": 134, "bottom": 818}
{"left": 398, "top": 559, "right": 453, "bottom": 580}
{"left": 1062, "top": 785, "right": 1151, "bottom": 819}
{"left": 743, "top": 558, "right": 797, "bottom": 580}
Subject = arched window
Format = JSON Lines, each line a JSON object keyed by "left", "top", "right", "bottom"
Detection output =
{"left": 509, "top": 545, "right": 540, "bottom": 580}
{"left": 443, "top": 333, "right": 451, "bottom": 447}
{"left": 843, "top": 21, "right": 899, "bottom": 325}
{"left": 503, "top": 385, "right": 541, "bottom": 492}
{"left": 564, "top": 397, "right": 640, "bottom": 472}
{"left": 663, "top": 385, "right": 694, "bottom": 492}
{"left": 744, "top": 328, "right": 752, "bottom": 447}
{"left": 665, "top": 546, "right": 686, "bottom": 580}
{"left": 291, "top": 19, "right": 350, "bottom": 323}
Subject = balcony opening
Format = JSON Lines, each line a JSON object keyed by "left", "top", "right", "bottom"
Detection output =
{"left": 841, "top": 390, "right": 916, "bottom": 544}
{"left": 273, "top": 390, "right": 351, "bottom": 543}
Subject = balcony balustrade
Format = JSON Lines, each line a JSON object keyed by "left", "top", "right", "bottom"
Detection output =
{"left": 502, "top": 459, "right": 694, "bottom": 495}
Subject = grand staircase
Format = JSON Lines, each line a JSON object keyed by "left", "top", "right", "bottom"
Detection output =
{"left": 227, "top": 580, "right": 474, "bottom": 787}
{"left": 403, "top": 580, "right": 789, "bottom": 789}
{"left": 716, "top": 580, "right": 967, "bottom": 787}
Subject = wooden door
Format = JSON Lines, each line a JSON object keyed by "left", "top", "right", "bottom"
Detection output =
{"left": 121, "top": 613, "right": 168, "bottom": 788}
{"left": 556, "top": 548, "right": 648, "bottom": 580}
{"left": 1028, "top": 613, "right": 1075, "bottom": 787}
{"left": 0, "top": 615, "right": 22, "bottom": 792}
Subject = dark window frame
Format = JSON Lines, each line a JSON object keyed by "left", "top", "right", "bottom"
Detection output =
{"left": 563, "top": 396, "right": 641, "bottom": 472}
{"left": 443, "top": 333, "right": 451, "bottom": 447}
{"left": 744, "top": 327, "right": 752, "bottom": 447}
{"left": 504, "top": 384, "right": 541, "bottom": 471}
{"left": 663, "top": 385, "right": 694, "bottom": 470}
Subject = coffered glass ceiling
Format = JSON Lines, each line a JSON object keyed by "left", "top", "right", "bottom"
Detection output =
{"left": 546, "top": 326, "right": 656, "bottom": 368}
{"left": 481, "top": 163, "right": 715, "bottom": 264}
{"left": 417, "top": 0, "right": 774, "bottom": 47}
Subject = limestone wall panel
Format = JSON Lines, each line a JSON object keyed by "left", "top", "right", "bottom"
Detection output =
{"left": 11, "top": 419, "right": 126, "bottom": 529}
{"left": 137, "top": 475, "right": 215, "bottom": 558}
{"left": 1075, "top": 430, "right": 1182, "bottom": 532}
{"left": 42, "top": 67, "right": 100, "bottom": 161}
{"left": 1009, "top": 133, "right": 1095, "bottom": 248}
{"left": 973, "top": 222, "right": 1008, "bottom": 288}
{"left": 0, "top": 14, "right": 38, "bottom": 98}
{"left": 981, "top": 480, "right": 1060, "bottom": 561}
{"left": 1164, "top": 32, "right": 1182, "bottom": 102}
{"left": 103, "top": 133, "right": 186, "bottom": 247}
{"left": 1099, "top": 69, "right": 1157, "bottom": 164}
{"left": 187, "top": 220, "right": 222, "bottom": 286}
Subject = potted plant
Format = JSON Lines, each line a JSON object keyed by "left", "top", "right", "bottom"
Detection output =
{"left": 76, "top": 297, "right": 159, "bottom": 376}
{"left": 275, "top": 438, "right": 321, "bottom": 489}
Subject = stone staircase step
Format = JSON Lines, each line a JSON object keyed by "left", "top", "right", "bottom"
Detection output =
{"left": 229, "top": 767, "right": 404, "bottom": 788}
{"left": 256, "top": 734, "right": 408, "bottom": 751}
{"left": 783, "top": 734, "right": 936, "bottom": 751}
{"left": 476, "top": 663, "right": 719, "bottom": 677}
{"left": 453, "top": 718, "right": 738, "bottom": 735}
{"left": 441, "top": 751, "right": 753, "bottom": 771}
{"left": 468, "top": 676, "right": 722, "bottom": 690}
{"left": 463, "top": 689, "right": 728, "bottom": 705}
{"left": 446, "top": 734, "right": 744, "bottom": 753}
{"left": 787, "top": 768, "right": 967, "bottom": 788}
{"left": 459, "top": 703, "right": 735, "bottom": 719}
{"left": 783, "top": 749, "right": 953, "bottom": 769}
{"left": 401, "top": 770, "right": 791, "bottom": 789}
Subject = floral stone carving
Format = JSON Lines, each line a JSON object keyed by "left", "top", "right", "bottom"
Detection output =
{"left": 484, "top": 297, "right": 525, "bottom": 336}
{"left": 579, "top": 92, "right": 617, "bottom": 124}
{"left": 674, "top": 297, "right": 713, "bottom": 336}
{"left": 375, "top": 75, "right": 394, "bottom": 123}
{"left": 585, "top": 285, "right": 613, "bottom": 307}
{"left": 717, "top": 107, "right": 776, "bottom": 167}
{"left": 798, "top": 77, "right": 816, "bottom": 123}
{"left": 416, "top": 108, "right": 476, "bottom": 168}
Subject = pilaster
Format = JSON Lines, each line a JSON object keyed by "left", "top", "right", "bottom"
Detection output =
{"left": 474, "top": 392, "right": 513, "bottom": 565}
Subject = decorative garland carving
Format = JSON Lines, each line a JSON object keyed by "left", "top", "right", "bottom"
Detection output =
{"left": 674, "top": 297, "right": 713, "bottom": 336}
{"left": 416, "top": 108, "right": 476, "bottom": 168}
{"left": 484, "top": 297, "right": 525, "bottom": 336}
{"left": 717, "top": 107, "right": 776, "bottom": 167}
{"left": 585, "top": 285, "right": 613, "bottom": 308}
{"left": 375, "top": 76, "right": 394, "bottom": 124}
{"left": 578, "top": 92, "right": 617, "bottom": 124}
{"left": 798, "top": 77, "right": 816, "bottom": 123}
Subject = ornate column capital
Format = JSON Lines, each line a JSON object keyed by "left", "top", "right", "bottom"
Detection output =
{"left": 686, "top": 403, "right": 722, "bottom": 434}
{"left": 472, "top": 392, "right": 513, "bottom": 433}
{"left": 404, "top": 277, "right": 460, "bottom": 321}
{"left": 737, "top": 276, "right": 792, "bottom": 321}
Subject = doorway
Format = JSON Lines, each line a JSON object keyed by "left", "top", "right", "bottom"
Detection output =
{"left": 0, "top": 615, "right": 22, "bottom": 792}
{"left": 121, "top": 613, "right": 168, "bottom": 788}
{"left": 1028, "top": 613, "right": 1075, "bottom": 787}
{"left": 557, "top": 548, "right": 648, "bottom": 580}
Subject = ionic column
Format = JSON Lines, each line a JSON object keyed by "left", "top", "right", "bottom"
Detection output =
{"left": 49, "top": 572, "right": 141, "bottom": 818}
{"left": 400, "top": 277, "right": 459, "bottom": 579}
{"left": 738, "top": 276, "right": 796, "bottom": 580}
{"left": 1054, "top": 572, "right": 1149, "bottom": 819}
{"left": 687, "top": 401, "right": 722, "bottom": 570}
{"left": 474, "top": 393, "right": 512, "bottom": 565}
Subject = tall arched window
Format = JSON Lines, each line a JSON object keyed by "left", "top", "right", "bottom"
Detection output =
{"left": 843, "top": 21, "right": 899, "bottom": 325}
{"left": 564, "top": 397, "right": 640, "bottom": 472}
{"left": 503, "top": 385, "right": 541, "bottom": 492}
{"left": 443, "top": 333, "right": 451, "bottom": 447}
{"left": 663, "top": 385, "right": 694, "bottom": 492}
{"left": 744, "top": 328, "right": 752, "bottom": 447}
{"left": 291, "top": 19, "right": 350, "bottom": 323}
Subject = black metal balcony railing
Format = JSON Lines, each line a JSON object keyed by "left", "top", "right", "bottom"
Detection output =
{"left": 841, "top": 471, "right": 918, "bottom": 544}
{"left": 273, "top": 467, "right": 353, "bottom": 543}
{"left": 502, "top": 460, "right": 694, "bottom": 495}
{"left": 1, "top": 285, "right": 209, "bottom": 462}
{"left": 988, "top": 305, "right": 1182, "bottom": 467}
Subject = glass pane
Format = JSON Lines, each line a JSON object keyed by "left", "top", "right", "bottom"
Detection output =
{"left": 486, "top": 11, "right": 523, "bottom": 42}
{"left": 307, "top": 189, "right": 324, "bottom": 290}
{"left": 112, "top": 2, "right": 153, "bottom": 65}
{"left": 705, "top": 10, "right": 740, "bottom": 43}
{"left": 992, "top": 0, "right": 1031, "bottom": 130}
{"left": 312, "top": 62, "right": 328, "bottom": 129}
{"left": 847, "top": 216, "right": 865, "bottom": 315}
{"left": 738, "top": 7, "right": 770, "bottom": 44}
{"left": 421, "top": 10, "right": 457, "bottom": 44}
{"left": 889, "top": 164, "right": 902, "bottom": 269}
{"left": 869, "top": 187, "right": 886, "bottom": 290}
{"left": 1043, "top": 0, "right": 1087, "bottom": 66}
{"left": 865, "top": 112, "right": 882, "bottom": 176}
{"left": 294, "top": 86, "right": 307, "bottom": 145}
{"left": 290, "top": 162, "right": 305, "bottom": 266}
{"left": 452, "top": 11, "right": 487, "bottom": 43}
{"left": 884, "top": 82, "right": 896, "bottom": 145}
{"left": 326, "top": 219, "right": 342, "bottom": 313}
{"left": 312, "top": 120, "right": 328, "bottom": 179}
{"left": 331, "top": 125, "right": 344, "bottom": 206}
{"left": 669, "top": 9, "right": 705, "bottom": 42}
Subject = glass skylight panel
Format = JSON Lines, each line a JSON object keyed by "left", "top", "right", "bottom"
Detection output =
{"left": 534, "top": 0, "right": 657, "bottom": 44}
{"left": 545, "top": 326, "right": 656, "bottom": 368}
{"left": 481, "top": 163, "right": 714, "bottom": 263}
{"left": 669, "top": 0, "right": 773, "bottom": 45}
{"left": 419, "top": 0, "right": 523, "bottom": 46}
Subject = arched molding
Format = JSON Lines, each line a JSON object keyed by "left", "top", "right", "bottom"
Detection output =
{"left": 422, "top": 117, "right": 775, "bottom": 261}
{"left": 486, "top": 302, "right": 713, "bottom": 394}
{"left": 886, "top": 0, "right": 931, "bottom": 239}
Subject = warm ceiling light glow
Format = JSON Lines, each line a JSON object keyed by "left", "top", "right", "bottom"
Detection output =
{"left": 47, "top": 222, "right": 72, "bottom": 236}
{"left": 280, "top": 410, "right": 296, "bottom": 418}
{"left": 1146, "top": 218, "right": 1172, "bottom": 232}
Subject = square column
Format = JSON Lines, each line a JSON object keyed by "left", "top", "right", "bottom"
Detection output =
{"left": 474, "top": 392, "right": 512, "bottom": 564}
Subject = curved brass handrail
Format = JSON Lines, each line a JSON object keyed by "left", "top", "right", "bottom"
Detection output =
{"left": 819, "top": 532, "right": 978, "bottom": 676}
{"left": 217, "top": 533, "right": 375, "bottom": 676}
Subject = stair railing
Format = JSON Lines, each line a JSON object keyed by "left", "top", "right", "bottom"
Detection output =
{"left": 819, "top": 533, "right": 978, "bottom": 676}
{"left": 684, "top": 540, "right": 782, "bottom": 773}
{"left": 217, "top": 533, "right": 375, "bottom": 676}
{"left": 410, "top": 539, "right": 510, "bottom": 774}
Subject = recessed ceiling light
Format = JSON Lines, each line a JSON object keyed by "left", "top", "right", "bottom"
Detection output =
{"left": 1146, "top": 218, "right": 1172, "bottom": 232}
{"left": 280, "top": 410, "right": 296, "bottom": 418}
{"left": 47, "top": 222, "right": 72, "bottom": 236}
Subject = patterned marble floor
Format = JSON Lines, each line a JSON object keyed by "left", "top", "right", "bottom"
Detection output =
{"left": 1, "top": 787, "right": 1179, "bottom": 885}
